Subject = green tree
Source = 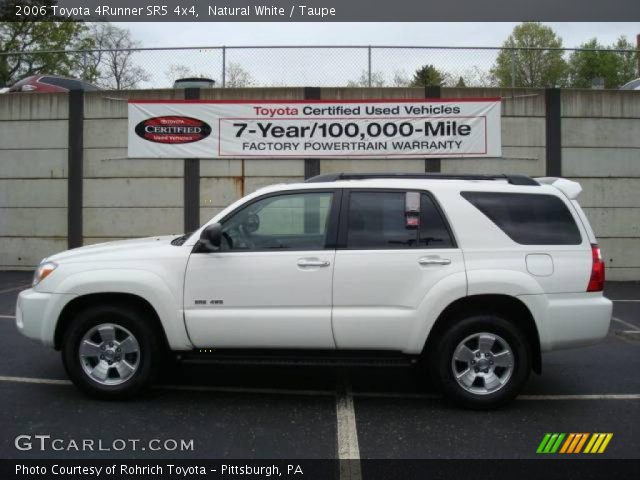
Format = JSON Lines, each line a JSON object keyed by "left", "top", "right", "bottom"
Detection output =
{"left": 568, "top": 37, "right": 639, "bottom": 89}
{"left": 612, "top": 37, "right": 639, "bottom": 85}
{"left": 410, "top": 64, "right": 447, "bottom": 87}
{"left": 0, "top": 1, "right": 93, "bottom": 86}
{"left": 491, "top": 22, "right": 568, "bottom": 88}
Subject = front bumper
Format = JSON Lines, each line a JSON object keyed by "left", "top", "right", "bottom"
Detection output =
{"left": 16, "top": 288, "right": 76, "bottom": 347}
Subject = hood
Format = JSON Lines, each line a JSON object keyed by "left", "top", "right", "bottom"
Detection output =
{"left": 46, "top": 235, "right": 180, "bottom": 263}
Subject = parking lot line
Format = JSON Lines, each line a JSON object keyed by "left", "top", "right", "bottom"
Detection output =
{"left": 612, "top": 317, "right": 640, "bottom": 332}
{"left": 612, "top": 300, "right": 640, "bottom": 303}
{"left": 0, "top": 315, "right": 15, "bottom": 319}
{"left": 517, "top": 393, "right": 640, "bottom": 400}
{"left": 336, "top": 378, "right": 362, "bottom": 480}
{"left": 0, "top": 375, "right": 71, "bottom": 386}
{"left": 1, "top": 374, "right": 640, "bottom": 401}
{"left": 0, "top": 284, "right": 30, "bottom": 294}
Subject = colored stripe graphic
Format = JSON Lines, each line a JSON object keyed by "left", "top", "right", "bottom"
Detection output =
{"left": 536, "top": 433, "right": 566, "bottom": 453}
{"left": 584, "top": 433, "right": 614, "bottom": 454}
{"left": 574, "top": 433, "right": 589, "bottom": 453}
{"left": 542, "top": 433, "right": 614, "bottom": 454}
{"left": 559, "top": 433, "right": 575, "bottom": 453}
{"left": 536, "top": 433, "right": 552, "bottom": 453}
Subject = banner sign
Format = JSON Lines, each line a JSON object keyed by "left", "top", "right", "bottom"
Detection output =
{"left": 128, "top": 98, "right": 501, "bottom": 159}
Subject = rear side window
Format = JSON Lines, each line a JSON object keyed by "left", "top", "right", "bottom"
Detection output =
{"left": 346, "top": 191, "right": 454, "bottom": 249}
{"left": 461, "top": 192, "right": 582, "bottom": 245}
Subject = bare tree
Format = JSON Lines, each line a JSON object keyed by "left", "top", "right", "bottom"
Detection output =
{"left": 346, "top": 70, "right": 386, "bottom": 87}
{"left": 391, "top": 70, "right": 410, "bottom": 87}
{"left": 84, "top": 23, "right": 150, "bottom": 90}
{"left": 165, "top": 64, "right": 193, "bottom": 84}
{"left": 164, "top": 63, "right": 215, "bottom": 86}
{"left": 225, "top": 62, "right": 255, "bottom": 87}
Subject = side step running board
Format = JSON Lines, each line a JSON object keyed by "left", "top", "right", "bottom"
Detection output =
{"left": 177, "top": 350, "right": 417, "bottom": 368}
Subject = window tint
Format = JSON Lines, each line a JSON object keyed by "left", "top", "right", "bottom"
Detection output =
{"left": 346, "top": 191, "right": 454, "bottom": 249}
{"left": 461, "top": 192, "right": 582, "bottom": 245}
{"left": 419, "top": 194, "right": 455, "bottom": 248}
{"left": 221, "top": 192, "right": 332, "bottom": 251}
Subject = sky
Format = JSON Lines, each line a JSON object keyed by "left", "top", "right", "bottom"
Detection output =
{"left": 120, "top": 22, "right": 639, "bottom": 48}
{"left": 113, "top": 23, "right": 640, "bottom": 88}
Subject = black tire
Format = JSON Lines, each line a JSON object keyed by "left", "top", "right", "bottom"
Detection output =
{"left": 431, "top": 314, "right": 531, "bottom": 409}
{"left": 61, "top": 304, "right": 163, "bottom": 400}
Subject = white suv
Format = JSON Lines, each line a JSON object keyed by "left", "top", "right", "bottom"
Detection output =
{"left": 16, "top": 173, "right": 612, "bottom": 408}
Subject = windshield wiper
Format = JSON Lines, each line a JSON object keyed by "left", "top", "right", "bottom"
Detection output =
{"left": 171, "top": 232, "right": 193, "bottom": 246}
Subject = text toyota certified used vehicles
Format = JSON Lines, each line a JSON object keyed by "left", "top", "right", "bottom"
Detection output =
{"left": 16, "top": 173, "right": 612, "bottom": 408}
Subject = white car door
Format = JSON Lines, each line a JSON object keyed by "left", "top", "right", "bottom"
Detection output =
{"left": 331, "top": 189, "right": 465, "bottom": 351}
{"left": 184, "top": 190, "right": 338, "bottom": 349}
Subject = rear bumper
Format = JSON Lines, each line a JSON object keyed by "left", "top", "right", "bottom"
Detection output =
{"left": 16, "top": 288, "right": 76, "bottom": 347}
{"left": 519, "top": 293, "right": 612, "bottom": 351}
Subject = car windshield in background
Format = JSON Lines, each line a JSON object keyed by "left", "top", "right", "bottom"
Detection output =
{"left": 620, "top": 79, "right": 640, "bottom": 90}
{"left": 40, "top": 76, "right": 100, "bottom": 91}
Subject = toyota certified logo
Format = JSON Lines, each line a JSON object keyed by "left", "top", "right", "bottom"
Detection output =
{"left": 135, "top": 116, "right": 212, "bottom": 144}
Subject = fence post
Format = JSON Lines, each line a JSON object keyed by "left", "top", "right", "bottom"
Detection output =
{"left": 81, "top": 51, "right": 88, "bottom": 81}
{"left": 510, "top": 49, "right": 516, "bottom": 89}
{"left": 222, "top": 46, "right": 226, "bottom": 88}
{"left": 367, "top": 46, "right": 372, "bottom": 88}
{"left": 424, "top": 85, "right": 441, "bottom": 173}
{"left": 545, "top": 88, "right": 562, "bottom": 177}
{"left": 303, "top": 87, "right": 321, "bottom": 179}
{"left": 184, "top": 88, "right": 201, "bottom": 232}
{"left": 67, "top": 89, "right": 84, "bottom": 249}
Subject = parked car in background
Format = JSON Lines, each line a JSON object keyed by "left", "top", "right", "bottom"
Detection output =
{"left": 8, "top": 75, "right": 100, "bottom": 93}
{"left": 620, "top": 78, "right": 640, "bottom": 90}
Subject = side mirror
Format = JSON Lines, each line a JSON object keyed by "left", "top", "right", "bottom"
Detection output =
{"left": 199, "top": 223, "right": 222, "bottom": 251}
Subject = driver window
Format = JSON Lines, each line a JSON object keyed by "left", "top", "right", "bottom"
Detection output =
{"left": 220, "top": 192, "right": 333, "bottom": 251}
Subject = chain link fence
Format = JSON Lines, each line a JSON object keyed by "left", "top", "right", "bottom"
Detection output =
{"left": 2, "top": 45, "right": 639, "bottom": 90}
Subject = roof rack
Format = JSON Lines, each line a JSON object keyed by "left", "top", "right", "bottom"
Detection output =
{"left": 305, "top": 172, "right": 540, "bottom": 186}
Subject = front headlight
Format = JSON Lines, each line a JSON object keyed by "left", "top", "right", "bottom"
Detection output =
{"left": 33, "top": 261, "right": 58, "bottom": 287}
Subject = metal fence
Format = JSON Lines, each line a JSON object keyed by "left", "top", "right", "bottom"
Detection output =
{"left": 2, "top": 45, "right": 639, "bottom": 90}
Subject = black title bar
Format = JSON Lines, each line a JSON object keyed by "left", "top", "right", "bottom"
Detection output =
{"left": 1, "top": 0, "right": 639, "bottom": 22}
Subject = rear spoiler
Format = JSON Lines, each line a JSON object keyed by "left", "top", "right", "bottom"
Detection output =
{"left": 535, "top": 177, "right": 582, "bottom": 199}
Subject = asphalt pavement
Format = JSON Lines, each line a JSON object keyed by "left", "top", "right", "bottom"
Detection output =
{"left": 0, "top": 271, "right": 638, "bottom": 460}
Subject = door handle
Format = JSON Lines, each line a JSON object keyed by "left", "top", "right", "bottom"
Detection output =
{"left": 419, "top": 257, "right": 451, "bottom": 266}
{"left": 297, "top": 259, "right": 330, "bottom": 268}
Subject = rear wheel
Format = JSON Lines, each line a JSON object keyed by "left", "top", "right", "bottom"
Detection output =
{"left": 62, "top": 304, "right": 162, "bottom": 399}
{"left": 432, "top": 314, "right": 531, "bottom": 409}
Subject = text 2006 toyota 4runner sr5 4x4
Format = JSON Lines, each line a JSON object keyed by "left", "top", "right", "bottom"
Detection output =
{"left": 17, "top": 173, "right": 612, "bottom": 408}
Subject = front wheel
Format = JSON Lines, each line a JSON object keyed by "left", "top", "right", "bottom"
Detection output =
{"left": 62, "top": 305, "right": 162, "bottom": 400}
{"left": 433, "top": 314, "right": 531, "bottom": 409}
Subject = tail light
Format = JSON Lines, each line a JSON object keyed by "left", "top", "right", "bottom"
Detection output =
{"left": 587, "top": 244, "right": 605, "bottom": 292}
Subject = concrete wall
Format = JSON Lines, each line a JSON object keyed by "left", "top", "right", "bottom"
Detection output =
{"left": 0, "top": 93, "right": 69, "bottom": 267}
{"left": 560, "top": 90, "right": 640, "bottom": 281}
{"left": 0, "top": 87, "right": 638, "bottom": 281}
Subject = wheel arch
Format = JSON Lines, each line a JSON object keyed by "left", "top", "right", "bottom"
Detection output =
{"left": 54, "top": 292, "right": 170, "bottom": 353}
{"left": 423, "top": 294, "right": 542, "bottom": 374}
